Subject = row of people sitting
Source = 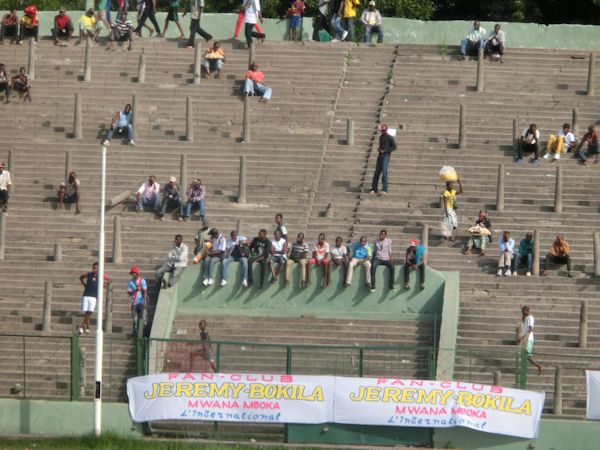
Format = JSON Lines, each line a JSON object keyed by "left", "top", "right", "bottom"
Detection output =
{"left": 155, "top": 228, "right": 428, "bottom": 292}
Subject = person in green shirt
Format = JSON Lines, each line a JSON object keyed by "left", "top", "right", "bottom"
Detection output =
{"left": 513, "top": 232, "right": 534, "bottom": 276}
{"left": 160, "top": 0, "right": 186, "bottom": 39}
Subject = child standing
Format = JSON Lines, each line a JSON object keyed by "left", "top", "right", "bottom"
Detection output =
{"left": 188, "top": 319, "right": 217, "bottom": 372}
{"left": 288, "top": 0, "right": 305, "bottom": 41}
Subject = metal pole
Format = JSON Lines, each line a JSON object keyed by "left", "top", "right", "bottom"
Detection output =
{"left": 476, "top": 47, "right": 484, "bottom": 92}
{"left": 242, "top": 96, "right": 250, "bottom": 143}
{"left": 179, "top": 154, "right": 187, "bottom": 196}
{"left": 27, "top": 37, "right": 35, "bottom": 80}
{"left": 193, "top": 43, "right": 202, "bottom": 85}
{"left": 8, "top": 148, "right": 14, "bottom": 195}
{"left": 346, "top": 119, "right": 354, "bottom": 146}
{"left": 105, "top": 284, "right": 113, "bottom": 334}
{"left": 458, "top": 104, "right": 466, "bottom": 149}
{"left": 493, "top": 370, "right": 501, "bottom": 386}
{"left": 74, "top": 94, "right": 83, "bottom": 139}
{"left": 137, "top": 49, "right": 145, "bottom": 83}
{"left": 248, "top": 42, "right": 255, "bottom": 67}
{"left": 84, "top": 37, "right": 91, "bottom": 82}
{"left": 131, "top": 94, "right": 137, "bottom": 143}
{"left": 496, "top": 164, "right": 505, "bottom": 212}
{"left": 94, "top": 145, "right": 107, "bottom": 436}
{"left": 237, "top": 155, "right": 246, "bottom": 204}
{"left": 579, "top": 300, "right": 588, "bottom": 348}
{"left": 532, "top": 230, "right": 540, "bottom": 276}
{"left": 587, "top": 53, "right": 595, "bottom": 96}
{"left": 236, "top": 218, "right": 242, "bottom": 236}
{"left": 186, "top": 96, "right": 193, "bottom": 142}
{"left": 554, "top": 166, "right": 563, "bottom": 213}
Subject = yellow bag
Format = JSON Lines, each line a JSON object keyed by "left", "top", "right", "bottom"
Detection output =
{"left": 439, "top": 165, "right": 458, "bottom": 182}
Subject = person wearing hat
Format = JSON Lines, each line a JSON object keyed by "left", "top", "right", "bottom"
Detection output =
{"left": 360, "top": 0, "right": 383, "bottom": 44}
{"left": 243, "top": 62, "right": 272, "bottom": 103}
{"left": 127, "top": 266, "right": 148, "bottom": 337}
{"left": 77, "top": 8, "right": 100, "bottom": 44}
{"left": 155, "top": 234, "right": 188, "bottom": 289}
{"left": 0, "top": 161, "right": 12, "bottom": 213}
{"left": 51, "top": 8, "right": 74, "bottom": 46}
{"left": 202, "top": 228, "right": 226, "bottom": 286}
{"left": 369, "top": 123, "right": 396, "bottom": 195}
{"left": 544, "top": 123, "right": 576, "bottom": 161}
{"left": 159, "top": 176, "right": 181, "bottom": 221}
{"left": 183, "top": 179, "right": 206, "bottom": 225}
{"left": 17, "top": 5, "right": 38, "bottom": 45}
{"left": 403, "top": 239, "right": 426, "bottom": 289}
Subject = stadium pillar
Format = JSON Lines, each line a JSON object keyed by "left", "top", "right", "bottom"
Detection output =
{"left": 186, "top": 97, "right": 194, "bottom": 142}
{"left": 131, "top": 94, "right": 137, "bottom": 139}
{"left": 42, "top": 280, "right": 52, "bottom": 331}
{"left": 493, "top": 370, "right": 501, "bottom": 387}
{"left": 237, "top": 155, "right": 246, "bottom": 204}
{"left": 249, "top": 42, "right": 255, "bottom": 67}
{"left": 579, "top": 300, "right": 588, "bottom": 348}
{"left": 554, "top": 166, "right": 563, "bottom": 213}
{"left": 105, "top": 284, "right": 113, "bottom": 334}
{"left": 595, "top": 232, "right": 600, "bottom": 277}
{"left": 137, "top": 49, "right": 146, "bottom": 83}
{"left": 554, "top": 366, "right": 563, "bottom": 415}
{"left": 53, "top": 243, "right": 62, "bottom": 262}
{"left": 107, "top": 190, "right": 130, "bottom": 208}
{"left": 421, "top": 224, "right": 429, "bottom": 250}
{"left": 0, "top": 212, "right": 5, "bottom": 260}
{"left": 532, "top": 230, "right": 540, "bottom": 276}
{"left": 65, "top": 150, "right": 72, "bottom": 180}
{"left": 496, "top": 164, "right": 504, "bottom": 212}
{"left": 74, "top": 94, "right": 83, "bottom": 139}
{"left": 572, "top": 107, "right": 579, "bottom": 137}
{"left": 243, "top": 96, "right": 251, "bottom": 143}
{"left": 512, "top": 117, "right": 518, "bottom": 156}
{"left": 587, "top": 53, "right": 595, "bottom": 96}
{"left": 180, "top": 154, "right": 187, "bottom": 194}
{"left": 27, "top": 37, "right": 35, "bottom": 80}
{"left": 476, "top": 47, "right": 484, "bottom": 92}
{"left": 458, "top": 104, "right": 466, "bottom": 149}
{"left": 84, "top": 37, "right": 92, "bottom": 82}
{"left": 193, "top": 42, "right": 202, "bottom": 85}
{"left": 236, "top": 218, "right": 243, "bottom": 236}
{"left": 346, "top": 118, "right": 354, "bottom": 146}
{"left": 112, "top": 216, "right": 122, "bottom": 264}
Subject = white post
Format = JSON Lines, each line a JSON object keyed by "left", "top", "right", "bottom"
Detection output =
{"left": 93, "top": 145, "right": 107, "bottom": 436}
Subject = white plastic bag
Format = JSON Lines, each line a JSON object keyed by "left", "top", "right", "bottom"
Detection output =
{"left": 439, "top": 165, "right": 458, "bottom": 182}
{"left": 441, "top": 215, "right": 454, "bottom": 238}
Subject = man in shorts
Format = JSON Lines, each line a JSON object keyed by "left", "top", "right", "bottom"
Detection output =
{"left": 160, "top": 0, "right": 186, "bottom": 39}
{"left": 78, "top": 262, "right": 111, "bottom": 335}
{"left": 189, "top": 319, "right": 216, "bottom": 372}
{"left": 269, "top": 229, "right": 288, "bottom": 283}
{"left": 517, "top": 306, "right": 543, "bottom": 375}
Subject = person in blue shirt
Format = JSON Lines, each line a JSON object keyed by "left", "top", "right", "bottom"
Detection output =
{"left": 102, "top": 103, "right": 134, "bottom": 146}
{"left": 128, "top": 266, "right": 148, "bottom": 337}
{"left": 403, "top": 239, "right": 426, "bottom": 289}
{"left": 345, "top": 236, "right": 372, "bottom": 288}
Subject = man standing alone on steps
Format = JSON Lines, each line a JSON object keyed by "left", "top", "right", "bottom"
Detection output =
{"left": 517, "top": 306, "right": 543, "bottom": 375}
{"left": 78, "top": 262, "right": 112, "bottom": 335}
{"left": 370, "top": 123, "right": 396, "bottom": 195}
{"left": 0, "top": 161, "right": 12, "bottom": 213}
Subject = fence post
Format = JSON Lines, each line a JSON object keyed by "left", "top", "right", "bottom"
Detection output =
{"left": 27, "top": 37, "right": 35, "bottom": 80}
{"left": 112, "top": 216, "right": 122, "bottom": 263}
{"left": 458, "top": 104, "right": 466, "bottom": 149}
{"left": 71, "top": 334, "right": 81, "bottom": 401}
{"left": 193, "top": 43, "right": 202, "bottom": 85}
{"left": 572, "top": 107, "right": 579, "bottom": 138}
{"left": 554, "top": 166, "right": 563, "bottom": 213}
{"left": 83, "top": 37, "right": 91, "bottom": 82}
{"left": 42, "top": 280, "right": 52, "bottom": 331}
{"left": 532, "top": 230, "right": 540, "bottom": 276}
{"left": 421, "top": 224, "right": 429, "bottom": 249}
{"left": 131, "top": 94, "right": 137, "bottom": 140}
{"left": 65, "top": 150, "right": 72, "bottom": 180}
{"left": 73, "top": 94, "right": 83, "bottom": 139}
{"left": 346, "top": 118, "right": 354, "bottom": 146}
{"left": 242, "top": 96, "right": 250, "bottom": 143}
{"left": 0, "top": 212, "right": 5, "bottom": 261}
{"left": 237, "top": 156, "right": 246, "bottom": 204}
{"left": 286, "top": 346, "right": 293, "bottom": 375}
{"left": 186, "top": 96, "right": 194, "bottom": 142}
{"left": 179, "top": 154, "right": 187, "bottom": 195}
{"left": 496, "top": 164, "right": 505, "bottom": 212}
{"left": 358, "top": 348, "right": 364, "bottom": 377}
{"left": 493, "top": 370, "right": 501, "bottom": 386}
{"left": 476, "top": 47, "right": 484, "bottom": 92}
{"left": 587, "top": 53, "right": 595, "bottom": 96}
{"left": 594, "top": 232, "right": 600, "bottom": 277}
{"left": 512, "top": 117, "right": 518, "bottom": 156}
{"left": 105, "top": 284, "right": 113, "bottom": 333}
{"left": 137, "top": 49, "right": 145, "bottom": 83}
{"left": 579, "top": 300, "right": 588, "bottom": 348}
{"left": 53, "top": 243, "right": 62, "bottom": 262}
{"left": 554, "top": 366, "right": 563, "bottom": 415}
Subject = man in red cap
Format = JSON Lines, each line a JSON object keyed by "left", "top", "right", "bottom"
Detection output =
{"left": 403, "top": 239, "right": 426, "bottom": 289}
{"left": 370, "top": 123, "right": 396, "bottom": 195}
{"left": 128, "top": 266, "right": 148, "bottom": 337}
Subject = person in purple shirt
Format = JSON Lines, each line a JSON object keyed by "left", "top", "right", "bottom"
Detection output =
{"left": 183, "top": 179, "right": 206, "bottom": 226}
{"left": 370, "top": 229, "right": 395, "bottom": 292}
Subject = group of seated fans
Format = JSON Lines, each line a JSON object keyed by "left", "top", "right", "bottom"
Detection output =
{"left": 153, "top": 215, "right": 428, "bottom": 293}
{"left": 0, "top": 64, "right": 32, "bottom": 103}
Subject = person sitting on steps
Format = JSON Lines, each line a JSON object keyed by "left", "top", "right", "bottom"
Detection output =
{"left": 57, "top": 171, "right": 81, "bottom": 213}
{"left": 243, "top": 62, "right": 272, "bottom": 103}
{"left": 51, "top": 8, "right": 74, "bottom": 46}
{"left": 513, "top": 232, "right": 534, "bottom": 277}
{"left": 203, "top": 41, "right": 225, "bottom": 79}
{"left": 136, "top": 175, "right": 160, "bottom": 214}
{"left": 517, "top": 123, "right": 540, "bottom": 164}
{"left": 16, "top": 5, "right": 38, "bottom": 45}
{"left": 575, "top": 124, "right": 599, "bottom": 165}
{"left": 102, "top": 103, "right": 134, "bottom": 146}
{"left": 11, "top": 67, "right": 32, "bottom": 102}
{"left": 183, "top": 179, "right": 207, "bottom": 225}
{"left": 459, "top": 20, "right": 486, "bottom": 60}
{"left": 0, "top": 64, "right": 10, "bottom": 103}
{"left": 497, "top": 230, "right": 515, "bottom": 277}
{"left": 159, "top": 176, "right": 181, "bottom": 221}
{"left": 404, "top": 239, "right": 426, "bottom": 289}
{"left": 1, "top": 9, "right": 19, "bottom": 44}
{"left": 463, "top": 210, "right": 492, "bottom": 256}
{"left": 544, "top": 123, "right": 576, "bottom": 161}
{"left": 107, "top": 11, "right": 134, "bottom": 51}
{"left": 484, "top": 24, "right": 505, "bottom": 63}
{"left": 544, "top": 234, "right": 572, "bottom": 277}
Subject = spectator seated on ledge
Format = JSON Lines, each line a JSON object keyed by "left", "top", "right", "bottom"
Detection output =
{"left": 202, "top": 228, "right": 226, "bottom": 287}
{"left": 404, "top": 239, "right": 426, "bottom": 289}
{"left": 1, "top": 9, "right": 18, "bottom": 44}
{"left": 513, "top": 232, "right": 533, "bottom": 277}
{"left": 360, "top": 1, "right": 383, "bottom": 44}
{"left": 459, "top": 20, "right": 486, "bottom": 60}
{"left": 243, "top": 62, "right": 272, "bottom": 103}
{"left": 543, "top": 234, "right": 572, "bottom": 277}
{"left": 286, "top": 232, "right": 309, "bottom": 287}
{"left": 203, "top": 41, "right": 225, "bottom": 79}
{"left": 222, "top": 230, "right": 249, "bottom": 287}
{"left": 463, "top": 210, "right": 492, "bottom": 256}
{"left": 308, "top": 233, "right": 331, "bottom": 288}
{"left": 484, "top": 24, "right": 505, "bottom": 63}
{"left": 345, "top": 235, "right": 372, "bottom": 288}
{"left": 575, "top": 124, "right": 599, "bottom": 166}
{"left": 16, "top": 5, "right": 38, "bottom": 45}
{"left": 11, "top": 66, "right": 31, "bottom": 102}
{"left": 544, "top": 123, "right": 576, "bottom": 161}
{"left": 330, "top": 236, "right": 349, "bottom": 280}
{"left": 77, "top": 8, "right": 102, "bottom": 43}
{"left": 269, "top": 229, "right": 288, "bottom": 284}
{"left": 51, "top": 8, "right": 74, "bottom": 46}
{"left": 102, "top": 103, "right": 134, "bottom": 146}
{"left": 57, "top": 170, "right": 81, "bottom": 213}
{"left": 155, "top": 234, "right": 188, "bottom": 289}
{"left": 287, "top": 0, "right": 305, "bottom": 42}
{"left": 517, "top": 123, "right": 540, "bottom": 164}
{"left": 496, "top": 231, "right": 515, "bottom": 277}
{"left": 183, "top": 179, "right": 206, "bottom": 225}
{"left": 108, "top": 11, "right": 134, "bottom": 51}
{"left": 249, "top": 228, "right": 271, "bottom": 288}
{"left": 370, "top": 229, "right": 395, "bottom": 293}
{"left": 0, "top": 64, "right": 9, "bottom": 103}
{"left": 159, "top": 176, "right": 181, "bottom": 221}
{"left": 136, "top": 175, "right": 160, "bottom": 214}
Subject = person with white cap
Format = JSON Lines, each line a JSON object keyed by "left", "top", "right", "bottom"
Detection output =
{"left": 0, "top": 161, "right": 12, "bottom": 213}
{"left": 403, "top": 239, "right": 426, "bottom": 289}
{"left": 159, "top": 176, "right": 181, "bottom": 221}
{"left": 51, "top": 7, "right": 74, "bottom": 46}
{"left": 360, "top": 0, "right": 383, "bottom": 44}
{"left": 369, "top": 123, "right": 396, "bottom": 195}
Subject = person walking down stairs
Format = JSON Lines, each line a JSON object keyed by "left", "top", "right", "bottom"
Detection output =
{"left": 517, "top": 306, "right": 543, "bottom": 375}
{"left": 369, "top": 123, "right": 396, "bottom": 196}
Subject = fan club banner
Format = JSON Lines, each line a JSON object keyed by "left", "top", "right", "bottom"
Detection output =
{"left": 586, "top": 370, "right": 600, "bottom": 419}
{"left": 127, "top": 373, "right": 544, "bottom": 439}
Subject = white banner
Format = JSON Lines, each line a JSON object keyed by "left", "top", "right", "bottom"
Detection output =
{"left": 127, "top": 373, "right": 544, "bottom": 438}
{"left": 127, "top": 373, "right": 334, "bottom": 424}
{"left": 334, "top": 377, "right": 545, "bottom": 439}
{"left": 586, "top": 370, "right": 600, "bottom": 419}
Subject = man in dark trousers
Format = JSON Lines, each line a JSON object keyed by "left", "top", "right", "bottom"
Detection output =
{"left": 186, "top": 0, "right": 212, "bottom": 49}
{"left": 370, "top": 123, "right": 396, "bottom": 195}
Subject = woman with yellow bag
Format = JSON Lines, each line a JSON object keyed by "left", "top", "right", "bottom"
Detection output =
{"left": 439, "top": 166, "right": 462, "bottom": 242}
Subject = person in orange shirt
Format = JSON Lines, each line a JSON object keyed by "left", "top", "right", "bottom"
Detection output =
{"left": 543, "top": 234, "right": 572, "bottom": 277}
{"left": 203, "top": 41, "right": 225, "bottom": 79}
{"left": 242, "top": 62, "right": 271, "bottom": 102}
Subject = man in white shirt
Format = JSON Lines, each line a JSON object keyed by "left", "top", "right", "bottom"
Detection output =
{"left": 269, "top": 229, "right": 288, "bottom": 284}
{"left": 459, "top": 21, "right": 486, "bottom": 60}
{"left": 203, "top": 228, "right": 226, "bottom": 286}
{"left": 102, "top": 103, "right": 134, "bottom": 146}
{"left": 243, "top": 0, "right": 265, "bottom": 48}
{"left": 360, "top": 1, "right": 382, "bottom": 44}
{"left": 497, "top": 231, "right": 515, "bottom": 277}
{"left": 330, "top": 236, "right": 349, "bottom": 280}
{"left": 544, "top": 123, "right": 577, "bottom": 161}
{"left": 517, "top": 306, "right": 543, "bottom": 375}
{"left": 155, "top": 234, "right": 188, "bottom": 289}
{"left": 185, "top": 0, "right": 212, "bottom": 49}
{"left": 0, "top": 161, "right": 12, "bottom": 213}
{"left": 136, "top": 175, "right": 160, "bottom": 213}
{"left": 222, "top": 230, "right": 249, "bottom": 287}
{"left": 517, "top": 123, "right": 540, "bottom": 164}
{"left": 484, "top": 23, "right": 505, "bottom": 62}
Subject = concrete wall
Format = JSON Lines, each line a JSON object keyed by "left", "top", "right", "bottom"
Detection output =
{"left": 23, "top": 12, "right": 600, "bottom": 50}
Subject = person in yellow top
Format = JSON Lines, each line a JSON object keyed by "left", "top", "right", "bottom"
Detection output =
{"left": 340, "top": 0, "right": 360, "bottom": 41}
{"left": 543, "top": 234, "right": 572, "bottom": 277}
{"left": 441, "top": 179, "right": 463, "bottom": 242}
{"left": 17, "top": 5, "right": 38, "bottom": 44}
{"left": 78, "top": 9, "right": 100, "bottom": 43}
{"left": 202, "top": 41, "right": 225, "bottom": 79}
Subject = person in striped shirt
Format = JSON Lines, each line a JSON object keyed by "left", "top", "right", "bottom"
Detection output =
{"left": 108, "top": 11, "right": 133, "bottom": 51}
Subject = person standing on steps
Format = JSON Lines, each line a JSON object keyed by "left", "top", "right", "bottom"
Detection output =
{"left": 329, "top": 0, "right": 348, "bottom": 42}
{"left": 370, "top": 229, "right": 395, "bottom": 293}
{"left": 135, "top": 0, "right": 161, "bottom": 38}
{"left": 160, "top": 0, "right": 186, "bottom": 39}
{"left": 128, "top": 266, "right": 148, "bottom": 338}
{"left": 0, "top": 161, "right": 12, "bottom": 213}
{"left": 517, "top": 306, "right": 543, "bottom": 375}
{"left": 78, "top": 262, "right": 112, "bottom": 335}
{"left": 274, "top": 213, "right": 288, "bottom": 241}
{"left": 243, "top": 0, "right": 265, "bottom": 48}
{"left": 441, "top": 179, "right": 462, "bottom": 242}
{"left": 233, "top": 0, "right": 264, "bottom": 41}
{"left": 369, "top": 123, "right": 396, "bottom": 196}
{"left": 185, "top": 0, "right": 212, "bottom": 49}
{"left": 517, "top": 123, "right": 540, "bottom": 164}
{"left": 403, "top": 239, "right": 426, "bottom": 289}
{"left": 543, "top": 234, "right": 572, "bottom": 277}
{"left": 188, "top": 319, "right": 217, "bottom": 372}
{"left": 341, "top": 0, "right": 360, "bottom": 41}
